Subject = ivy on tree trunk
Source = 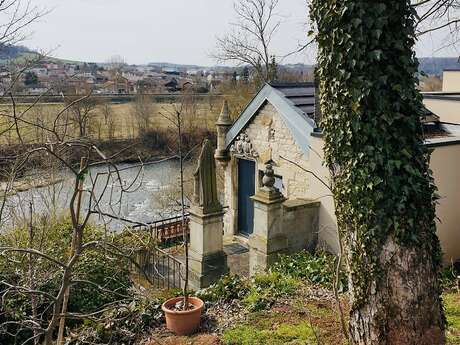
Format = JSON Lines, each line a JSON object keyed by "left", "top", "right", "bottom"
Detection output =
{"left": 310, "top": 1, "right": 445, "bottom": 344}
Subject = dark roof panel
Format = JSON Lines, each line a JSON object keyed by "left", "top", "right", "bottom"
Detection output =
{"left": 269, "top": 82, "right": 317, "bottom": 122}
{"left": 288, "top": 97, "right": 315, "bottom": 106}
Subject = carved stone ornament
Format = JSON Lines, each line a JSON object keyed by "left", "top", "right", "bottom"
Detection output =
{"left": 229, "top": 132, "right": 259, "bottom": 158}
{"left": 262, "top": 163, "right": 276, "bottom": 190}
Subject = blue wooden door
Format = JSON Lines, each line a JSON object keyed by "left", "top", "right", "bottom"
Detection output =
{"left": 238, "top": 159, "right": 255, "bottom": 236}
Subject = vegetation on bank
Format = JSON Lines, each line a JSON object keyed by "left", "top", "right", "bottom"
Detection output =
{"left": 0, "top": 79, "right": 257, "bottom": 147}
{"left": 0, "top": 80, "right": 257, "bottom": 179}
{"left": 1, "top": 219, "right": 459, "bottom": 344}
{"left": 0, "top": 219, "right": 152, "bottom": 344}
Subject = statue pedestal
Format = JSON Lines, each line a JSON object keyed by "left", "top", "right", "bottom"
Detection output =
{"left": 249, "top": 188, "right": 287, "bottom": 276}
{"left": 188, "top": 207, "right": 228, "bottom": 290}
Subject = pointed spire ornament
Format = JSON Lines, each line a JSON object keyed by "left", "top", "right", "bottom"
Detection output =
{"left": 216, "top": 100, "right": 232, "bottom": 126}
{"left": 215, "top": 100, "right": 233, "bottom": 165}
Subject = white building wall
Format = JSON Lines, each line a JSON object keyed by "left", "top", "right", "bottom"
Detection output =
{"left": 423, "top": 98, "right": 460, "bottom": 125}
{"left": 442, "top": 70, "right": 460, "bottom": 92}
{"left": 430, "top": 143, "right": 460, "bottom": 263}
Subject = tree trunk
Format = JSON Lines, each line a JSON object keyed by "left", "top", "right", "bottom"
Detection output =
{"left": 348, "top": 236, "right": 444, "bottom": 344}
{"left": 310, "top": 1, "right": 445, "bottom": 344}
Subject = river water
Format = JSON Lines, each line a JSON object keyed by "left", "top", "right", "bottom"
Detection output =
{"left": 1, "top": 159, "right": 184, "bottom": 232}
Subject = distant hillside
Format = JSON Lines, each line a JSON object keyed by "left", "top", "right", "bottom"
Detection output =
{"left": 419, "top": 57, "right": 460, "bottom": 75}
{"left": 0, "top": 45, "right": 85, "bottom": 66}
{"left": 148, "top": 62, "right": 239, "bottom": 73}
{"left": 0, "top": 45, "right": 32, "bottom": 62}
{"left": 147, "top": 62, "right": 316, "bottom": 76}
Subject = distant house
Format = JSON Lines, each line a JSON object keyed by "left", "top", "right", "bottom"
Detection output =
{"left": 164, "top": 78, "right": 179, "bottom": 92}
{"left": 28, "top": 67, "right": 48, "bottom": 77}
{"left": 137, "top": 78, "right": 159, "bottom": 93}
{"left": 68, "top": 75, "right": 95, "bottom": 95}
{"left": 103, "top": 75, "right": 135, "bottom": 94}
{"left": 215, "top": 82, "right": 460, "bottom": 264}
{"left": 162, "top": 68, "right": 180, "bottom": 76}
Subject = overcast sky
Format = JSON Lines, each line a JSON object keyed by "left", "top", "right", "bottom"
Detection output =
{"left": 24, "top": 0, "right": 460, "bottom": 66}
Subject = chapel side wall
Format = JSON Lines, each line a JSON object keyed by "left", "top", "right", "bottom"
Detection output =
{"left": 423, "top": 98, "right": 460, "bottom": 125}
{"left": 442, "top": 70, "right": 460, "bottom": 92}
{"left": 307, "top": 137, "right": 340, "bottom": 254}
{"left": 223, "top": 102, "right": 340, "bottom": 254}
{"left": 430, "top": 144, "right": 460, "bottom": 263}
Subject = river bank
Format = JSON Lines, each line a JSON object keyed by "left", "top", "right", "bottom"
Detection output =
{"left": 0, "top": 158, "right": 186, "bottom": 231}
{"left": 0, "top": 129, "right": 216, "bottom": 182}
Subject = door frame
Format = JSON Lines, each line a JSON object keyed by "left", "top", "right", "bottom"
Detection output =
{"left": 236, "top": 157, "right": 257, "bottom": 237}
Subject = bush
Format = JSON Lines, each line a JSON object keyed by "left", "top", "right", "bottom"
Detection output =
{"left": 271, "top": 250, "right": 347, "bottom": 291}
{"left": 197, "top": 272, "right": 298, "bottom": 312}
{"left": 243, "top": 272, "right": 299, "bottom": 312}
{"left": 69, "top": 249, "right": 131, "bottom": 314}
{"left": 198, "top": 251, "right": 347, "bottom": 312}
{"left": 69, "top": 291, "right": 165, "bottom": 345}
{"left": 197, "top": 274, "right": 249, "bottom": 302}
{"left": 138, "top": 129, "right": 170, "bottom": 149}
{"left": 0, "top": 219, "right": 134, "bottom": 344}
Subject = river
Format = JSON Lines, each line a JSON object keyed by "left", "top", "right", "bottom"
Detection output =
{"left": 1, "top": 159, "right": 184, "bottom": 232}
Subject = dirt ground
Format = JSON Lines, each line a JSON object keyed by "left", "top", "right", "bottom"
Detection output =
{"left": 143, "top": 288, "right": 460, "bottom": 345}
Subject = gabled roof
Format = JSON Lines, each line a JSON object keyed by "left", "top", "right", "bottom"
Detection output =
{"left": 225, "top": 82, "right": 317, "bottom": 158}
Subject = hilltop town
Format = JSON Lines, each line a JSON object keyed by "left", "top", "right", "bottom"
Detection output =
{"left": 0, "top": 50, "right": 315, "bottom": 96}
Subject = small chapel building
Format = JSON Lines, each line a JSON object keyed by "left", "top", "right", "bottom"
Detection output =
{"left": 214, "top": 82, "right": 460, "bottom": 266}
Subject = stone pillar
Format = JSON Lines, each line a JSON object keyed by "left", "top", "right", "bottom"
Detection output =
{"left": 188, "top": 139, "right": 228, "bottom": 290}
{"left": 249, "top": 163, "right": 287, "bottom": 276}
{"left": 188, "top": 208, "right": 228, "bottom": 290}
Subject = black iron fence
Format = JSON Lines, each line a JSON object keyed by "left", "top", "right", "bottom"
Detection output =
{"left": 132, "top": 214, "right": 190, "bottom": 289}
{"left": 133, "top": 213, "right": 190, "bottom": 248}
{"left": 133, "top": 246, "right": 184, "bottom": 290}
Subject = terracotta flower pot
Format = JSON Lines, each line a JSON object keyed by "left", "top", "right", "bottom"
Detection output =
{"left": 162, "top": 296, "right": 204, "bottom": 335}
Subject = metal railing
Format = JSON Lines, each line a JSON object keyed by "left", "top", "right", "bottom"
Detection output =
{"left": 132, "top": 214, "right": 190, "bottom": 289}
{"left": 133, "top": 213, "right": 190, "bottom": 248}
{"left": 133, "top": 246, "right": 184, "bottom": 290}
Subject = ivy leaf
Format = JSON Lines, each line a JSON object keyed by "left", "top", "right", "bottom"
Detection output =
{"left": 374, "top": 3, "right": 387, "bottom": 15}
{"left": 369, "top": 50, "right": 383, "bottom": 61}
{"left": 373, "top": 29, "right": 382, "bottom": 40}
{"left": 351, "top": 101, "right": 360, "bottom": 112}
{"left": 352, "top": 18, "right": 362, "bottom": 28}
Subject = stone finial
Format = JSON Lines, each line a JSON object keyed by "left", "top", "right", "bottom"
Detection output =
{"left": 261, "top": 162, "right": 277, "bottom": 192}
{"left": 253, "top": 161, "right": 284, "bottom": 203}
{"left": 216, "top": 100, "right": 232, "bottom": 126}
{"left": 193, "top": 139, "right": 222, "bottom": 214}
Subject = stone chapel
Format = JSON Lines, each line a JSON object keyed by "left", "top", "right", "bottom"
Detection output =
{"left": 188, "top": 81, "right": 460, "bottom": 289}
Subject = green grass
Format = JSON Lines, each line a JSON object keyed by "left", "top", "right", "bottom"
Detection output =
{"left": 222, "top": 322, "right": 316, "bottom": 345}
{"left": 445, "top": 292, "right": 460, "bottom": 344}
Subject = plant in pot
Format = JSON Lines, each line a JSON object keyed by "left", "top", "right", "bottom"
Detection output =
{"left": 160, "top": 100, "right": 204, "bottom": 336}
